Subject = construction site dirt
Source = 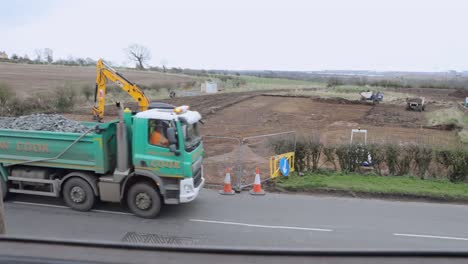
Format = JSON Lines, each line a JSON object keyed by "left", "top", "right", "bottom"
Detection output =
{"left": 67, "top": 90, "right": 460, "bottom": 186}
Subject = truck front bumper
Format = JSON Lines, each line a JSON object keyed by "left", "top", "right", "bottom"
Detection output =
{"left": 179, "top": 175, "right": 204, "bottom": 203}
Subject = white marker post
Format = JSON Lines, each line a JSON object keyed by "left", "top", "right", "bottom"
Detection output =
{"left": 350, "top": 128, "right": 368, "bottom": 145}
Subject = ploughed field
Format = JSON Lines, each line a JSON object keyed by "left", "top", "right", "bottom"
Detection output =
{"left": 0, "top": 62, "right": 195, "bottom": 97}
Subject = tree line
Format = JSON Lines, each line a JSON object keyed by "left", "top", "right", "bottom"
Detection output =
{"left": 0, "top": 44, "right": 154, "bottom": 69}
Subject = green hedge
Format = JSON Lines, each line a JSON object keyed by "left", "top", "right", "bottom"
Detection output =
{"left": 270, "top": 136, "right": 468, "bottom": 182}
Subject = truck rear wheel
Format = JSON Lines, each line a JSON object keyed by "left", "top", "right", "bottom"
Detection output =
{"left": 127, "top": 183, "right": 161, "bottom": 218}
{"left": 62, "top": 178, "right": 95, "bottom": 211}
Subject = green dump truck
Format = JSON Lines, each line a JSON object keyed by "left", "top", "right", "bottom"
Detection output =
{"left": 0, "top": 105, "right": 204, "bottom": 218}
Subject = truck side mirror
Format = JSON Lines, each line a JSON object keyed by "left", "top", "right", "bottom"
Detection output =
{"left": 167, "top": 127, "right": 177, "bottom": 145}
{"left": 169, "top": 144, "right": 180, "bottom": 156}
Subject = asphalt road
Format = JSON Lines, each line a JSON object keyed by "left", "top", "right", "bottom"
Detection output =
{"left": 3, "top": 189, "right": 468, "bottom": 250}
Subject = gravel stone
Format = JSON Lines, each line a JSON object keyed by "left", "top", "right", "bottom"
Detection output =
{"left": 0, "top": 114, "right": 90, "bottom": 133}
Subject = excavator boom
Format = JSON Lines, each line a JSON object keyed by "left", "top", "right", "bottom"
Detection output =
{"left": 92, "top": 59, "right": 150, "bottom": 120}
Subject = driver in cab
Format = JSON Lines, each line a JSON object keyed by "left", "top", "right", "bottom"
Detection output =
{"left": 149, "top": 121, "right": 169, "bottom": 147}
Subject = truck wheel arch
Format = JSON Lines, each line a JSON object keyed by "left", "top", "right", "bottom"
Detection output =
{"left": 121, "top": 170, "right": 164, "bottom": 200}
{"left": 61, "top": 172, "right": 99, "bottom": 197}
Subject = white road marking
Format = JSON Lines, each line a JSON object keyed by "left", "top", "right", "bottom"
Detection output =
{"left": 190, "top": 219, "right": 333, "bottom": 232}
{"left": 11, "top": 201, "right": 133, "bottom": 216}
{"left": 12, "top": 201, "right": 68, "bottom": 209}
{"left": 394, "top": 233, "right": 468, "bottom": 241}
{"left": 92, "top": 209, "right": 133, "bottom": 216}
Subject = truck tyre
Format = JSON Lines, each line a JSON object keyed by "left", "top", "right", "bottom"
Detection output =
{"left": 62, "top": 178, "right": 95, "bottom": 211}
{"left": 0, "top": 179, "right": 7, "bottom": 200}
{"left": 127, "top": 183, "right": 161, "bottom": 218}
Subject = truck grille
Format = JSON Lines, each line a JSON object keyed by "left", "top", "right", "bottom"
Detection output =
{"left": 193, "top": 168, "right": 202, "bottom": 187}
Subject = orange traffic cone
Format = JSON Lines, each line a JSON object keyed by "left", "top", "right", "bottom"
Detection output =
{"left": 249, "top": 167, "right": 265, "bottom": 195}
{"left": 219, "top": 167, "right": 235, "bottom": 195}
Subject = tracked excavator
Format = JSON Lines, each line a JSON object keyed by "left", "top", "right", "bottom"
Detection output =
{"left": 92, "top": 59, "right": 175, "bottom": 121}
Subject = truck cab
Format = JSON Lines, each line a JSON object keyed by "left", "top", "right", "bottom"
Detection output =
{"left": 130, "top": 106, "right": 204, "bottom": 205}
{"left": 104, "top": 105, "right": 205, "bottom": 218}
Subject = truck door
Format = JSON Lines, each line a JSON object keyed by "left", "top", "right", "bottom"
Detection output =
{"left": 136, "top": 119, "right": 183, "bottom": 178}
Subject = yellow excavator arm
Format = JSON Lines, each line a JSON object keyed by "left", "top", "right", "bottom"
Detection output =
{"left": 92, "top": 59, "right": 150, "bottom": 120}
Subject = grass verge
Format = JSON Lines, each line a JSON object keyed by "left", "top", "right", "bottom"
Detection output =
{"left": 275, "top": 172, "right": 468, "bottom": 201}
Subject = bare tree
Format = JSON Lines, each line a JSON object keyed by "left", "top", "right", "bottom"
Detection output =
{"left": 44, "top": 48, "right": 53, "bottom": 64}
{"left": 125, "top": 44, "right": 151, "bottom": 70}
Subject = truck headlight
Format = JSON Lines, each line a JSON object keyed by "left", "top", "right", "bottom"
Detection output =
{"left": 184, "top": 184, "right": 194, "bottom": 194}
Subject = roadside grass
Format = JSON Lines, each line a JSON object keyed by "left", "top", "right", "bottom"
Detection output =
{"left": 275, "top": 172, "right": 468, "bottom": 200}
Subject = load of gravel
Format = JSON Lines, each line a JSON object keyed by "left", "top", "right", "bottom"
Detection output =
{"left": 0, "top": 114, "right": 90, "bottom": 133}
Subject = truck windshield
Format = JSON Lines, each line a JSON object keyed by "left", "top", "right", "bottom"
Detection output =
{"left": 182, "top": 122, "right": 201, "bottom": 152}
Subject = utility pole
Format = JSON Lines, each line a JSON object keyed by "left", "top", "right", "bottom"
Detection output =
{"left": 0, "top": 188, "right": 5, "bottom": 234}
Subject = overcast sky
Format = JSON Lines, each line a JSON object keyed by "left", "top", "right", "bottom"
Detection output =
{"left": 1, "top": 0, "right": 467, "bottom": 71}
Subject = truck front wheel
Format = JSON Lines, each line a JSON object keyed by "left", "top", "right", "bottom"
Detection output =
{"left": 62, "top": 178, "right": 95, "bottom": 211}
{"left": 127, "top": 183, "right": 161, "bottom": 218}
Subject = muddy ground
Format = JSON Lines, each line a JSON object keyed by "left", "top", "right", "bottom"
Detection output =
{"left": 68, "top": 88, "right": 461, "bottom": 186}
{"left": 193, "top": 95, "right": 458, "bottom": 185}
